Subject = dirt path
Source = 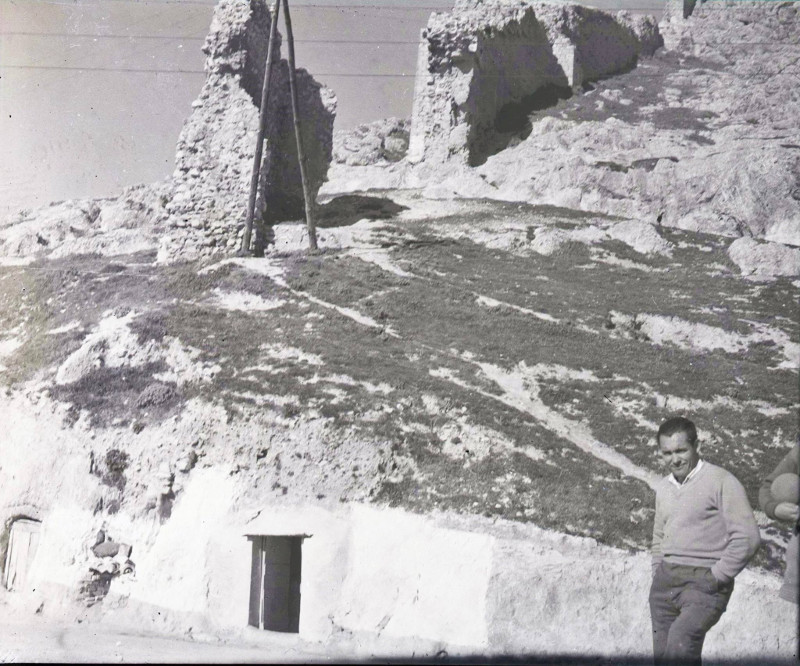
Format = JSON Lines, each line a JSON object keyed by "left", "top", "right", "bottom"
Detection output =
{"left": 0, "top": 613, "right": 337, "bottom": 664}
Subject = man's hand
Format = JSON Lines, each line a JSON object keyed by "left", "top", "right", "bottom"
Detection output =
{"left": 774, "top": 502, "right": 800, "bottom": 522}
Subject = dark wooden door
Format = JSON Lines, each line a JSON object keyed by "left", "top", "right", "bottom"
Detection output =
{"left": 286, "top": 537, "right": 302, "bottom": 633}
{"left": 248, "top": 536, "right": 302, "bottom": 633}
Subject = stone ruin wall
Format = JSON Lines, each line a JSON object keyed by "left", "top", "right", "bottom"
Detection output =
{"left": 158, "top": 0, "right": 336, "bottom": 263}
{"left": 408, "top": 0, "right": 662, "bottom": 168}
{"left": 661, "top": 0, "right": 799, "bottom": 51}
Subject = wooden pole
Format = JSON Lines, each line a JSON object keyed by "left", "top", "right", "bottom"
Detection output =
{"left": 240, "top": 0, "right": 281, "bottom": 256}
{"left": 281, "top": 0, "right": 318, "bottom": 252}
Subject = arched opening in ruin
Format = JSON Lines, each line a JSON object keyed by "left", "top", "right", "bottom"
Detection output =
{"left": 494, "top": 84, "right": 573, "bottom": 134}
{"left": 471, "top": 83, "right": 573, "bottom": 165}
{"left": 2, "top": 517, "right": 42, "bottom": 592}
{"left": 247, "top": 534, "right": 304, "bottom": 633}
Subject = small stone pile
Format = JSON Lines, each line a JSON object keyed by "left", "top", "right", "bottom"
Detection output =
{"left": 158, "top": 0, "right": 337, "bottom": 263}
{"left": 332, "top": 118, "right": 410, "bottom": 166}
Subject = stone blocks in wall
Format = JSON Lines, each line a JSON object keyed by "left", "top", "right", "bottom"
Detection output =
{"left": 158, "top": 0, "right": 336, "bottom": 263}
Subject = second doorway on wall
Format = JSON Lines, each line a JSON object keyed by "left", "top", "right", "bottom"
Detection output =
{"left": 3, "top": 518, "right": 42, "bottom": 592}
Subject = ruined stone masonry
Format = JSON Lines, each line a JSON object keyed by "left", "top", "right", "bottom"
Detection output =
{"left": 661, "top": 0, "right": 799, "bottom": 52}
{"left": 407, "top": 0, "right": 662, "bottom": 167}
{"left": 158, "top": 0, "right": 337, "bottom": 263}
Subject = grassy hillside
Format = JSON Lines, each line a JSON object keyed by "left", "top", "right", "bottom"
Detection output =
{"left": 0, "top": 195, "right": 796, "bottom": 571}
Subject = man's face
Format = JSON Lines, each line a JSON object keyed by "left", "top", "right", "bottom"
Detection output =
{"left": 658, "top": 430, "right": 700, "bottom": 483}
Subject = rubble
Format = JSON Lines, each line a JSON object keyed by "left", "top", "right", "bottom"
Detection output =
{"left": 80, "top": 529, "right": 136, "bottom": 606}
{"left": 0, "top": 183, "right": 169, "bottom": 262}
{"left": 333, "top": 118, "right": 410, "bottom": 166}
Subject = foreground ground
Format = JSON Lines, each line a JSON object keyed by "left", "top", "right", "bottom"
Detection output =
{"left": 0, "top": 608, "right": 793, "bottom": 665}
{"left": 0, "top": 609, "right": 332, "bottom": 663}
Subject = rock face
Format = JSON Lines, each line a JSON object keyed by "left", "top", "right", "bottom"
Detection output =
{"left": 407, "top": 1, "right": 662, "bottom": 168}
{"left": 158, "top": 0, "right": 336, "bottom": 263}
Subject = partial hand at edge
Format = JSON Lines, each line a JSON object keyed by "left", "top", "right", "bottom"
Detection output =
{"left": 774, "top": 502, "right": 800, "bottom": 523}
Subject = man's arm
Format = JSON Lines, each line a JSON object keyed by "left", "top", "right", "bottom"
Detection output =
{"left": 711, "top": 473, "right": 761, "bottom": 582}
{"left": 651, "top": 489, "right": 665, "bottom": 576}
{"left": 758, "top": 445, "right": 799, "bottom": 519}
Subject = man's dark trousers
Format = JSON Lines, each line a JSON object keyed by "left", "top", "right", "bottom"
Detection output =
{"left": 649, "top": 562, "right": 734, "bottom": 665}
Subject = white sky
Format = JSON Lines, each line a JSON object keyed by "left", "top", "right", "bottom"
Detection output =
{"left": 0, "top": 0, "right": 664, "bottom": 216}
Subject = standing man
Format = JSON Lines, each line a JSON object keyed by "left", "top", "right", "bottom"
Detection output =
{"left": 649, "top": 416, "right": 761, "bottom": 664}
{"left": 758, "top": 443, "right": 799, "bottom": 604}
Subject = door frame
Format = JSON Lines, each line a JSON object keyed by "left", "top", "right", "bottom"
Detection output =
{"left": 246, "top": 533, "right": 308, "bottom": 633}
{"left": 3, "top": 517, "right": 42, "bottom": 592}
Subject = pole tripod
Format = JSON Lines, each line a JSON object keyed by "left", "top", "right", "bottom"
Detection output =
{"left": 241, "top": 0, "right": 280, "bottom": 256}
{"left": 240, "top": 0, "right": 318, "bottom": 255}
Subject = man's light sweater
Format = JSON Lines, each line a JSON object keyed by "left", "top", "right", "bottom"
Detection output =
{"left": 652, "top": 461, "right": 760, "bottom": 582}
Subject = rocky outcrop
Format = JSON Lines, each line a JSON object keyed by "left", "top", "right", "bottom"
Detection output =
{"left": 0, "top": 183, "right": 170, "bottom": 261}
{"left": 158, "top": 0, "right": 336, "bottom": 263}
{"left": 728, "top": 237, "right": 800, "bottom": 278}
{"left": 407, "top": 1, "right": 662, "bottom": 168}
{"left": 661, "top": 0, "right": 799, "bottom": 51}
{"left": 394, "top": 0, "right": 800, "bottom": 253}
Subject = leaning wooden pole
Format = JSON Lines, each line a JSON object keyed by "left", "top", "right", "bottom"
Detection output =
{"left": 240, "top": 0, "right": 281, "bottom": 255}
{"left": 281, "top": 0, "right": 318, "bottom": 252}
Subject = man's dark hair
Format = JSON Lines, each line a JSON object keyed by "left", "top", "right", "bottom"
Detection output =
{"left": 657, "top": 416, "right": 698, "bottom": 447}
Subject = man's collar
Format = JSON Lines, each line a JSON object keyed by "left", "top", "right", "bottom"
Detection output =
{"left": 668, "top": 458, "right": 704, "bottom": 487}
